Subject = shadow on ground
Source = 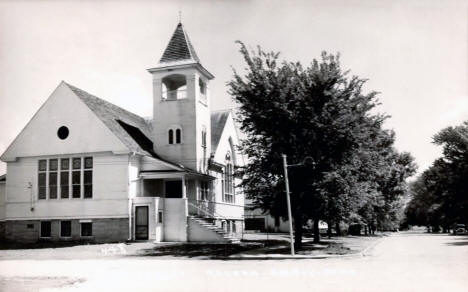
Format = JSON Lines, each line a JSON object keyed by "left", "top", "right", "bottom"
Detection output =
{"left": 131, "top": 238, "right": 353, "bottom": 259}
{"left": 131, "top": 243, "right": 264, "bottom": 259}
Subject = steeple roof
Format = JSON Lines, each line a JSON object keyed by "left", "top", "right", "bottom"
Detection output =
{"left": 159, "top": 23, "right": 200, "bottom": 64}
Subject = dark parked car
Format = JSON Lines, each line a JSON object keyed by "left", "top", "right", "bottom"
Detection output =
{"left": 453, "top": 224, "right": 467, "bottom": 235}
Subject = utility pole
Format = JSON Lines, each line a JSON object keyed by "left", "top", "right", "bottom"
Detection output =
{"left": 282, "top": 154, "right": 295, "bottom": 256}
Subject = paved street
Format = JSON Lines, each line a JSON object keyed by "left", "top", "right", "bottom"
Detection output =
{"left": 0, "top": 231, "right": 467, "bottom": 292}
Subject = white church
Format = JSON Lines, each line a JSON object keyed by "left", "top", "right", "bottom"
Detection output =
{"left": 0, "top": 22, "right": 244, "bottom": 243}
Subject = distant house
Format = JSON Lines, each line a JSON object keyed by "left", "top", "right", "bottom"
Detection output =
{"left": 244, "top": 199, "right": 328, "bottom": 233}
{"left": 244, "top": 201, "right": 290, "bottom": 233}
{"left": 0, "top": 22, "right": 244, "bottom": 243}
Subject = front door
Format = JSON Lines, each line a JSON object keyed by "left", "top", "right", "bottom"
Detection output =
{"left": 135, "top": 206, "right": 149, "bottom": 240}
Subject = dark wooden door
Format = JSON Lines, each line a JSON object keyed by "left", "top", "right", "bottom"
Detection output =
{"left": 135, "top": 206, "right": 149, "bottom": 240}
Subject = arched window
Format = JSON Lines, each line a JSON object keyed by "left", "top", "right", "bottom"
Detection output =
{"left": 162, "top": 74, "right": 187, "bottom": 100}
{"left": 175, "top": 129, "right": 181, "bottom": 144}
{"left": 199, "top": 78, "right": 207, "bottom": 103}
{"left": 201, "top": 126, "right": 207, "bottom": 148}
{"left": 168, "top": 129, "right": 174, "bottom": 144}
{"left": 223, "top": 152, "right": 234, "bottom": 203}
{"left": 199, "top": 78, "right": 206, "bottom": 95}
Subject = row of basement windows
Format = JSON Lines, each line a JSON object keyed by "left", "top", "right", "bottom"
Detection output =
{"left": 38, "top": 157, "right": 93, "bottom": 200}
{"left": 39, "top": 221, "right": 92, "bottom": 238}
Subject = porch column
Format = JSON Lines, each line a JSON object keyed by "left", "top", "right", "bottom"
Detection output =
{"left": 182, "top": 176, "right": 187, "bottom": 198}
{"left": 138, "top": 178, "right": 143, "bottom": 197}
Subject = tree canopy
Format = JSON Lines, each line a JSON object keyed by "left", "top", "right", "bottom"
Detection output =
{"left": 405, "top": 121, "right": 468, "bottom": 230}
{"left": 229, "top": 42, "right": 415, "bottom": 247}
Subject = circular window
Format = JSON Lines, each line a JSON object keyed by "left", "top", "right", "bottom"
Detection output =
{"left": 57, "top": 126, "right": 69, "bottom": 140}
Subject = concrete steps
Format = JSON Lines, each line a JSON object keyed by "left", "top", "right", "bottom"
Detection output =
{"left": 188, "top": 216, "right": 240, "bottom": 243}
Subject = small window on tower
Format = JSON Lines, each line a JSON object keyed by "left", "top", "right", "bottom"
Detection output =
{"left": 199, "top": 79, "right": 207, "bottom": 104}
{"left": 175, "top": 129, "right": 181, "bottom": 144}
{"left": 168, "top": 129, "right": 174, "bottom": 144}
{"left": 201, "top": 127, "right": 207, "bottom": 148}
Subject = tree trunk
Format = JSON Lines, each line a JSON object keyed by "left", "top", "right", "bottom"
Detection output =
{"left": 364, "top": 225, "right": 368, "bottom": 236}
{"left": 313, "top": 218, "right": 320, "bottom": 243}
{"left": 293, "top": 214, "right": 303, "bottom": 250}
{"left": 335, "top": 222, "right": 342, "bottom": 236}
{"left": 327, "top": 221, "right": 332, "bottom": 239}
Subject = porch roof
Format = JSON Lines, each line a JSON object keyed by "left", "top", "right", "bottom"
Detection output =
{"left": 139, "top": 170, "right": 215, "bottom": 180}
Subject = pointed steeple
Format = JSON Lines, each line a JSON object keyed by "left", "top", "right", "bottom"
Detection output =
{"left": 159, "top": 23, "right": 200, "bottom": 64}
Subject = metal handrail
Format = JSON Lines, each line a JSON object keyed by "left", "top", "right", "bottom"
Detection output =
{"left": 187, "top": 199, "right": 229, "bottom": 221}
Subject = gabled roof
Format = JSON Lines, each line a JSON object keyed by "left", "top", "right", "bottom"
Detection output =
{"left": 211, "top": 110, "right": 231, "bottom": 155}
{"left": 160, "top": 23, "right": 200, "bottom": 64}
{"left": 65, "top": 82, "right": 206, "bottom": 175}
{"left": 65, "top": 82, "right": 154, "bottom": 157}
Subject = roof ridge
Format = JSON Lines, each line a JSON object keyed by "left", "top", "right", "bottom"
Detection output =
{"left": 64, "top": 82, "right": 146, "bottom": 122}
{"left": 180, "top": 23, "right": 200, "bottom": 62}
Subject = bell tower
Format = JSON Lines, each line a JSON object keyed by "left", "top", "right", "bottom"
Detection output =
{"left": 148, "top": 22, "right": 214, "bottom": 172}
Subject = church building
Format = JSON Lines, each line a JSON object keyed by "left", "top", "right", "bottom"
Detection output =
{"left": 0, "top": 22, "right": 244, "bottom": 243}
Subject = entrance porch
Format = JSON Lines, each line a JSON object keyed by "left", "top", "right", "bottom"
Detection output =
{"left": 131, "top": 171, "right": 239, "bottom": 242}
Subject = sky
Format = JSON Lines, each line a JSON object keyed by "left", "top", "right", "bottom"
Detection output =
{"left": 0, "top": 0, "right": 467, "bottom": 176}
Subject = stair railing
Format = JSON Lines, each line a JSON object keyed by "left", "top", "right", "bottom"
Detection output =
{"left": 187, "top": 200, "right": 228, "bottom": 221}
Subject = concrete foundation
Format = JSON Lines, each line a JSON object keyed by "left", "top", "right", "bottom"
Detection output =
{"left": 4, "top": 218, "right": 129, "bottom": 243}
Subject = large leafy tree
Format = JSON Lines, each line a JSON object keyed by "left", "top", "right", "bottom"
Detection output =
{"left": 405, "top": 121, "right": 468, "bottom": 229}
{"left": 323, "top": 126, "right": 416, "bottom": 234}
{"left": 228, "top": 43, "right": 399, "bottom": 247}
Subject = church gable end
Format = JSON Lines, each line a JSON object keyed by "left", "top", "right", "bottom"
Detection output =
{"left": 1, "top": 82, "right": 128, "bottom": 161}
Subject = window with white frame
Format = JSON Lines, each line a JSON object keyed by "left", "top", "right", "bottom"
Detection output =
{"left": 38, "top": 157, "right": 93, "bottom": 200}
{"left": 72, "top": 158, "right": 81, "bottom": 198}
{"left": 60, "top": 158, "right": 70, "bottom": 198}
{"left": 84, "top": 157, "right": 93, "bottom": 198}
{"left": 222, "top": 153, "right": 235, "bottom": 203}
{"left": 49, "top": 159, "right": 58, "bottom": 199}
{"left": 38, "top": 160, "right": 47, "bottom": 199}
